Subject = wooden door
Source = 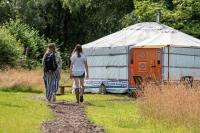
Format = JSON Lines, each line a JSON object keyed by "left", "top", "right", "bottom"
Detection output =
{"left": 129, "top": 48, "right": 162, "bottom": 87}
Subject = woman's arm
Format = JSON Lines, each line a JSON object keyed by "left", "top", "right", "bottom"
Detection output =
{"left": 57, "top": 53, "right": 62, "bottom": 70}
{"left": 85, "top": 61, "right": 89, "bottom": 79}
{"left": 69, "top": 55, "right": 74, "bottom": 79}
{"left": 69, "top": 63, "right": 73, "bottom": 79}
{"left": 42, "top": 53, "right": 47, "bottom": 71}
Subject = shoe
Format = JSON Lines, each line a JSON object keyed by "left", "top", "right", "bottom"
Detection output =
{"left": 75, "top": 88, "right": 80, "bottom": 103}
{"left": 80, "top": 96, "right": 84, "bottom": 103}
{"left": 51, "top": 93, "right": 56, "bottom": 102}
{"left": 47, "top": 98, "right": 51, "bottom": 103}
{"left": 53, "top": 94, "right": 56, "bottom": 102}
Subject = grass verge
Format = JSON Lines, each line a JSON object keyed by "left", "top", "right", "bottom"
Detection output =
{"left": 0, "top": 84, "right": 42, "bottom": 93}
{"left": 0, "top": 91, "right": 53, "bottom": 133}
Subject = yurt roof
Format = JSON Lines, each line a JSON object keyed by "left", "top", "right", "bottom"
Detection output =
{"left": 83, "top": 22, "right": 176, "bottom": 48}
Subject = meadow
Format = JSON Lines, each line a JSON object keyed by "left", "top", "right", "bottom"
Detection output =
{"left": 0, "top": 69, "right": 200, "bottom": 133}
{"left": 58, "top": 89, "right": 200, "bottom": 133}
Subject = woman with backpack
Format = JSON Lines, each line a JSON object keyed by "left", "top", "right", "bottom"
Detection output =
{"left": 70, "top": 44, "right": 89, "bottom": 104}
{"left": 42, "top": 43, "right": 62, "bottom": 102}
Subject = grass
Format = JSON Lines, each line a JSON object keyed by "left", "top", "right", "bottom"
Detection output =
{"left": 139, "top": 84, "right": 200, "bottom": 133}
{"left": 57, "top": 92, "right": 195, "bottom": 133}
{"left": 1, "top": 69, "right": 200, "bottom": 133}
{"left": 0, "top": 69, "right": 44, "bottom": 92}
{"left": 0, "top": 84, "right": 42, "bottom": 93}
{"left": 0, "top": 69, "right": 72, "bottom": 93}
{"left": 0, "top": 91, "right": 53, "bottom": 133}
{"left": 0, "top": 69, "right": 68, "bottom": 133}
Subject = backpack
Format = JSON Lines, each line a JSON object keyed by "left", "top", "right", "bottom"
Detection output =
{"left": 44, "top": 52, "right": 58, "bottom": 72}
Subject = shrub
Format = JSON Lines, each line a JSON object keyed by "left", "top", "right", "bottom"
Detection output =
{"left": 0, "top": 27, "right": 22, "bottom": 68}
{"left": 4, "top": 19, "right": 49, "bottom": 62}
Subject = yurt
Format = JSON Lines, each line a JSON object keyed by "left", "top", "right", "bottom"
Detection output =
{"left": 82, "top": 22, "right": 200, "bottom": 93}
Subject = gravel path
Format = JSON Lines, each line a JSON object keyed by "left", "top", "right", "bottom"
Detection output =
{"left": 42, "top": 100, "right": 105, "bottom": 133}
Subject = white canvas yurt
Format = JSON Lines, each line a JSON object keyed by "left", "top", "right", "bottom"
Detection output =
{"left": 83, "top": 22, "right": 200, "bottom": 93}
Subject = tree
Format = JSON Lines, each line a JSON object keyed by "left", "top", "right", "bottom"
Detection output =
{"left": 0, "top": 26, "right": 22, "bottom": 68}
{"left": 121, "top": 0, "right": 200, "bottom": 38}
{"left": 63, "top": 0, "right": 134, "bottom": 46}
{"left": 0, "top": 0, "right": 15, "bottom": 24}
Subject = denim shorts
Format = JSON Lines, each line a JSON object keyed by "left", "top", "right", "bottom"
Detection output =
{"left": 72, "top": 73, "right": 85, "bottom": 79}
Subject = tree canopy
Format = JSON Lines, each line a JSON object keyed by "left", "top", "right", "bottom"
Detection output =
{"left": 0, "top": 0, "right": 199, "bottom": 68}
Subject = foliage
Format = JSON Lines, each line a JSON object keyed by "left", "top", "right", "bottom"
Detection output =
{"left": 4, "top": 19, "right": 48, "bottom": 62}
{"left": 121, "top": 0, "right": 200, "bottom": 38}
{"left": 62, "top": 0, "right": 134, "bottom": 45}
{"left": 0, "top": 0, "right": 200, "bottom": 67}
{"left": 0, "top": 0, "right": 14, "bottom": 24}
{"left": 14, "top": 0, "right": 68, "bottom": 43}
{"left": 0, "top": 27, "right": 22, "bottom": 68}
{"left": 1, "top": 0, "right": 134, "bottom": 51}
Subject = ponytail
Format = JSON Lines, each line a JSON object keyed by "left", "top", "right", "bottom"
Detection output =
{"left": 73, "top": 44, "right": 82, "bottom": 58}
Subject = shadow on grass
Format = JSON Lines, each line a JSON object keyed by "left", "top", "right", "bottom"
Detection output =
{"left": 51, "top": 100, "right": 79, "bottom": 107}
{"left": 85, "top": 92, "right": 128, "bottom": 97}
{"left": 0, "top": 101, "right": 25, "bottom": 108}
{"left": 0, "top": 85, "right": 42, "bottom": 93}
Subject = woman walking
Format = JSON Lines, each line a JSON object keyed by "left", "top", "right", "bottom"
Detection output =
{"left": 70, "top": 44, "right": 88, "bottom": 104}
{"left": 43, "top": 43, "right": 62, "bottom": 102}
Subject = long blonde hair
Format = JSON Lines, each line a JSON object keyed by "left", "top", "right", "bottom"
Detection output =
{"left": 46, "top": 43, "right": 57, "bottom": 54}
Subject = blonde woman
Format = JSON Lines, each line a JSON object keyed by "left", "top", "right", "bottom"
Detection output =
{"left": 70, "top": 44, "right": 88, "bottom": 103}
{"left": 42, "top": 43, "right": 62, "bottom": 102}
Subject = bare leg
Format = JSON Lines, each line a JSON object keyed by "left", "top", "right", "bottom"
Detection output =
{"left": 79, "top": 79, "right": 84, "bottom": 96}
{"left": 80, "top": 79, "right": 84, "bottom": 102}
{"left": 74, "top": 78, "right": 80, "bottom": 103}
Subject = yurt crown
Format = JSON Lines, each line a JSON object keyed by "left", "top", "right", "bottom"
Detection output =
{"left": 156, "top": 9, "right": 161, "bottom": 23}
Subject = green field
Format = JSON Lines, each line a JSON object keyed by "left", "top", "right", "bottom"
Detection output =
{"left": 0, "top": 92, "right": 53, "bottom": 133}
{"left": 58, "top": 93, "right": 191, "bottom": 133}
{"left": 0, "top": 89, "right": 196, "bottom": 133}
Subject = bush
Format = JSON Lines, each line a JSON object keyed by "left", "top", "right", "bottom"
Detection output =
{"left": 4, "top": 19, "right": 49, "bottom": 62}
{"left": 0, "top": 27, "right": 22, "bottom": 68}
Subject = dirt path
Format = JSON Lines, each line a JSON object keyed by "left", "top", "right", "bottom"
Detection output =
{"left": 42, "top": 100, "right": 105, "bottom": 133}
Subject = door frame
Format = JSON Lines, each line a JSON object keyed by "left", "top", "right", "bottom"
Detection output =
{"left": 128, "top": 48, "right": 162, "bottom": 87}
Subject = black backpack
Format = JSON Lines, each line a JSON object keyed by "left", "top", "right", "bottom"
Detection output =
{"left": 44, "top": 52, "right": 58, "bottom": 72}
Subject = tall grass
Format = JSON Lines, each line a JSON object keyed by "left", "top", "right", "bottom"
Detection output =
{"left": 0, "top": 69, "right": 44, "bottom": 92}
{"left": 0, "top": 69, "right": 71, "bottom": 93}
{"left": 139, "top": 83, "right": 200, "bottom": 132}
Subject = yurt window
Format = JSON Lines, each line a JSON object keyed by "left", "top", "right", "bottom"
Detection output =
{"left": 157, "top": 49, "right": 161, "bottom": 64}
{"left": 130, "top": 49, "right": 134, "bottom": 64}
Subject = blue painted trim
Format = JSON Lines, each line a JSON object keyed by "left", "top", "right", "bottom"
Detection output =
{"left": 85, "top": 79, "right": 128, "bottom": 81}
{"left": 85, "top": 79, "right": 129, "bottom": 90}
{"left": 85, "top": 86, "right": 128, "bottom": 89}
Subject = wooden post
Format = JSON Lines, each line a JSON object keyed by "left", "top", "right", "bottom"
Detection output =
{"left": 60, "top": 86, "right": 65, "bottom": 94}
{"left": 167, "top": 45, "right": 170, "bottom": 81}
{"left": 25, "top": 47, "right": 29, "bottom": 60}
